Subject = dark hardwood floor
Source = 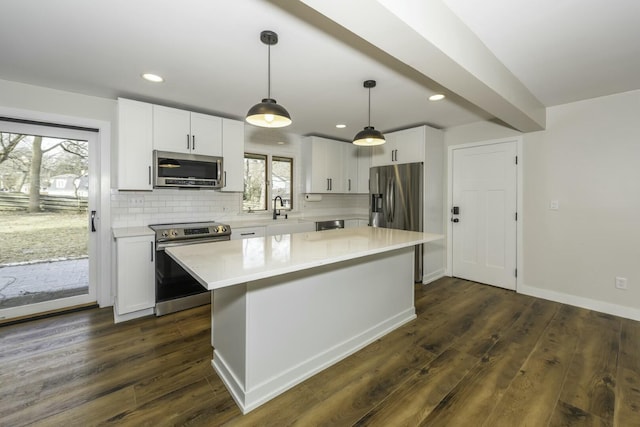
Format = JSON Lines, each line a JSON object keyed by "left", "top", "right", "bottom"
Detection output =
{"left": 1, "top": 277, "right": 639, "bottom": 426}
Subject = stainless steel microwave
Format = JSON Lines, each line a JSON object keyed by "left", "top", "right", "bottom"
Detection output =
{"left": 154, "top": 150, "right": 223, "bottom": 189}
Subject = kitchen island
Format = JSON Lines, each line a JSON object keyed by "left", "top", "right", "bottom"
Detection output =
{"left": 166, "top": 226, "right": 442, "bottom": 414}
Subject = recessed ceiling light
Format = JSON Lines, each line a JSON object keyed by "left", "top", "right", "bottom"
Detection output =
{"left": 429, "top": 94, "right": 445, "bottom": 101}
{"left": 142, "top": 73, "right": 164, "bottom": 83}
{"left": 336, "top": 124, "right": 346, "bottom": 129}
{"left": 277, "top": 141, "right": 285, "bottom": 145}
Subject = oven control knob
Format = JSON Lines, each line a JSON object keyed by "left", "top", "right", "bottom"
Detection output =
{"left": 162, "top": 231, "right": 168, "bottom": 237}
{"left": 170, "top": 229, "right": 178, "bottom": 237}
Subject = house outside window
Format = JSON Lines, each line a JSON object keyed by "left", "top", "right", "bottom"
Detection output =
{"left": 243, "top": 153, "right": 293, "bottom": 212}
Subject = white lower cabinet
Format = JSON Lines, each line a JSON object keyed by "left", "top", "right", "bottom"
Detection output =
{"left": 114, "top": 235, "right": 155, "bottom": 319}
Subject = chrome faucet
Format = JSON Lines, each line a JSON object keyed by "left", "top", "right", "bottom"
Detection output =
{"left": 273, "top": 196, "right": 283, "bottom": 220}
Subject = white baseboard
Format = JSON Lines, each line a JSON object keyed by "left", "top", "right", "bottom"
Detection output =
{"left": 518, "top": 283, "right": 640, "bottom": 321}
{"left": 213, "top": 308, "right": 417, "bottom": 414}
{"left": 422, "top": 269, "right": 445, "bottom": 285}
{"left": 112, "top": 304, "right": 154, "bottom": 323}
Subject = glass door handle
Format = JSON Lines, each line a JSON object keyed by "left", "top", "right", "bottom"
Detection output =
{"left": 90, "top": 210, "right": 97, "bottom": 232}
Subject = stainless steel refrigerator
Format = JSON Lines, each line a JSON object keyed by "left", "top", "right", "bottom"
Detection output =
{"left": 370, "top": 162, "right": 424, "bottom": 282}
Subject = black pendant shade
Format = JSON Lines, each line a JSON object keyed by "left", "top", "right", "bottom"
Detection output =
{"left": 246, "top": 97, "right": 292, "bottom": 128}
{"left": 353, "top": 126, "right": 385, "bottom": 146}
{"left": 246, "top": 30, "right": 292, "bottom": 128}
{"left": 353, "top": 80, "right": 385, "bottom": 146}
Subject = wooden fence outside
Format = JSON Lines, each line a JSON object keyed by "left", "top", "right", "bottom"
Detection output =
{"left": 0, "top": 192, "right": 88, "bottom": 212}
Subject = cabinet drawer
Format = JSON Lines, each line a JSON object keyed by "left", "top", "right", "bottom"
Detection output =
{"left": 231, "top": 226, "right": 266, "bottom": 240}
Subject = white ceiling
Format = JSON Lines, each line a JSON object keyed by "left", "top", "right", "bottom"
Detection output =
{"left": 0, "top": 0, "right": 638, "bottom": 140}
{"left": 443, "top": 0, "right": 640, "bottom": 107}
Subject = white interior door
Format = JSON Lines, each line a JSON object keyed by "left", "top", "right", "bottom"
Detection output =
{"left": 451, "top": 141, "right": 517, "bottom": 290}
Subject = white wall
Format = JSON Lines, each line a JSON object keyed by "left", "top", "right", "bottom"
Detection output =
{"left": 445, "top": 90, "right": 640, "bottom": 320}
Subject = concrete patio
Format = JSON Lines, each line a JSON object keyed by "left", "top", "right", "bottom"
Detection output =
{"left": 0, "top": 258, "right": 88, "bottom": 309}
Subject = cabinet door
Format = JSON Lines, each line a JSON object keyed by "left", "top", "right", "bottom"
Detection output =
{"left": 394, "top": 127, "right": 425, "bottom": 164}
{"left": 117, "top": 98, "right": 153, "bottom": 190}
{"left": 303, "top": 136, "right": 346, "bottom": 193}
{"left": 356, "top": 146, "right": 370, "bottom": 194}
{"left": 231, "top": 226, "right": 265, "bottom": 240}
{"left": 152, "top": 105, "right": 191, "bottom": 153}
{"left": 116, "top": 235, "right": 155, "bottom": 315}
{"left": 344, "top": 219, "right": 359, "bottom": 228}
{"left": 190, "top": 112, "right": 223, "bottom": 156}
{"left": 307, "top": 138, "right": 330, "bottom": 192}
{"left": 343, "top": 144, "right": 359, "bottom": 193}
{"left": 370, "top": 133, "right": 396, "bottom": 167}
{"left": 221, "top": 119, "right": 245, "bottom": 192}
{"left": 328, "top": 142, "right": 345, "bottom": 193}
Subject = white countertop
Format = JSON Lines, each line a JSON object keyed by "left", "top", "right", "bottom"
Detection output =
{"left": 166, "top": 226, "right": 443, "bottom": 290}
{"left": 112, "top": 226, "right": 155, "bottom": 239}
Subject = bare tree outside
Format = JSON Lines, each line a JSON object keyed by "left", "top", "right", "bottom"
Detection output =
{"left": 1, "top": 132, "right": 90, "bottom": 310}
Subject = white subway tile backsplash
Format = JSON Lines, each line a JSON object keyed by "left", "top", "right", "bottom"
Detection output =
{"left": 110, "top": 190, "right": 367, "bottom": 228}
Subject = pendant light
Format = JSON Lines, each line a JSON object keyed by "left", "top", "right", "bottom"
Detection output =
{"left": 353, "top": 80, "right": 385, "bottom": 146}
{"left": 246, "top": 30, "right": 292, "bottom": 128}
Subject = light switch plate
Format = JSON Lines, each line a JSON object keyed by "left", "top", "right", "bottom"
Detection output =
{"left": 549, "top": 200, "right": 559, "bottom": 210}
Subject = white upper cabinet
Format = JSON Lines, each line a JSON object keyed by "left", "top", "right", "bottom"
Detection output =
{"left": 371, "top": 127, "right": 425, "bottom": 167}
{"left": 117, "top": 98, "right": 153, "bottom": 190}
{"left": 343, "top": 144, "right": 361, "bottom": 193}
{"left": 152, "top": 105, "right": 222, "bottom": 156}
{"left": 302, "top": 136, "right": 345, "bottom": 193}
{"left": 220, "top": 118, "right": 245, "bottom": 192}
{"left": 339, "top": 145, "right": 371, "bottom": 194}
{"left": 356, "top": 146, "right": 371, "bottom": 194}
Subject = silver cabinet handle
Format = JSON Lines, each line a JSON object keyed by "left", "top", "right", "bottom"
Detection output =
{"left": 148, "top": 166, "right": 151, "bottom": 185}
{"left": 150, "top": 241, "right": 154, "bottom": 262}
{"left": 224, "top": 171, "right": 227, "bottom": 186}
{"left": 192, "top": 134, "right": 195, "bottom": 150}
{"left": 327, "top": 178, "right": 330, "bottom": 191}
{"left": 240, "top": 232, "right": 256, "bottom": 236}
{"left": 187, "top": 134, "right": 190, "bottom": 150}
{"left": 348, "top": 179, "right": 351, "bottom": 191}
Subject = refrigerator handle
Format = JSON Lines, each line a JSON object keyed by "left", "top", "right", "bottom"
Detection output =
{"left": 385, "top": 177, "right": 394, "bottom": 222}
{"left": 389, "top": 177, "right": 395, "bottom": 222}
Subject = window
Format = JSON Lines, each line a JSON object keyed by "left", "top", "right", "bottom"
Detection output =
{"left": 243, "top": 153, "right": 293, "bottom": 212}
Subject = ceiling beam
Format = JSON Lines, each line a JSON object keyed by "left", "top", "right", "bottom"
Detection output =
{"left": 295, "top": 0, "right": 546, "bottom": 132}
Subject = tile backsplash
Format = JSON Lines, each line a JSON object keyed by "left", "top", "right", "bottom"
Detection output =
{"left": 111, "top": 189, "right": 368, "bottom": 227}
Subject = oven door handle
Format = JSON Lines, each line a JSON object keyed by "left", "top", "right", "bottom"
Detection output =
{"left": 156, "top": 236, "right": 230, "bottom": 250}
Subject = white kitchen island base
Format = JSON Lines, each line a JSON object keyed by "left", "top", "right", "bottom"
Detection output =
{"left": 211, "top": 246, "right": 415, "bottom": 414}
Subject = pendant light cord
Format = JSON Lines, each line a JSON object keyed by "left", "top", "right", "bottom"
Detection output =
{"left": 368, "top": 87, "right": 371, "bottom": 127}
{"left": 267, "top": 44, "right": 271, "bottom": 99}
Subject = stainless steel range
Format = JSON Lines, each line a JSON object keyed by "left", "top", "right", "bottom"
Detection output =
{"left": 149, "top": 221, "right": 231, "bottom": 316}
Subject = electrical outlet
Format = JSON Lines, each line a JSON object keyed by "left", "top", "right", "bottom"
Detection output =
{"left": 615, "top": 277, "right": 628, "bottom": 290}
{"left": 128, "top": 197, "right": 144, "bottom": 207}
{"left": 549, "top": 200, "right": 559, "bottom": 210}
